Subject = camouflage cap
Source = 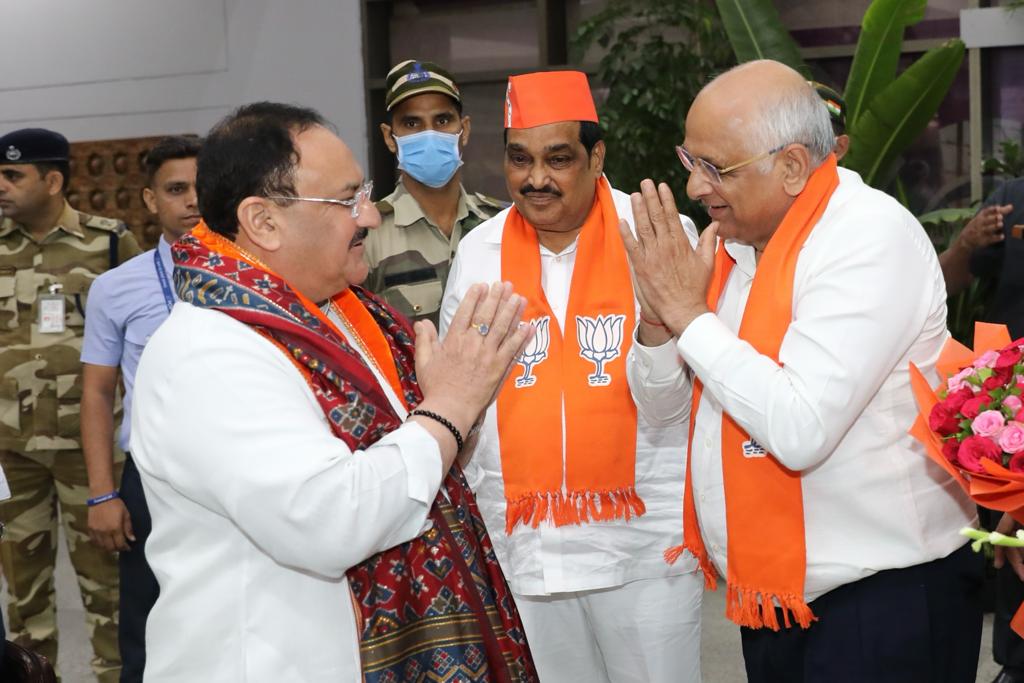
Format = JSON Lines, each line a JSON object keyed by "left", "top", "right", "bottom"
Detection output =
{"left": 385, "top": 60, "right": 461, "bottom": 112}
{"left": 0, "top": 128, "right": 70, "bottom": 164}
{"left": 809, "top": 82, "right": 846, "bottom": 136}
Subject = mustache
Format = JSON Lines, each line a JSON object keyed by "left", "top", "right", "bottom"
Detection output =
{"left": 519, "top": 184, "right": 562, "bottom": 197}
{"left": 349, "top": 227, "right": 369, "bottom": 247}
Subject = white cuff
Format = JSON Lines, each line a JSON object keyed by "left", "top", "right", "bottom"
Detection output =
{"left": 377, "top": 421, "right": 444, "bottom": 505}
{"left": 629, "top": 335, "right": 686, "bottom": 385}
{"left": 677, "top": 312, "right": 738, "bottom": 381}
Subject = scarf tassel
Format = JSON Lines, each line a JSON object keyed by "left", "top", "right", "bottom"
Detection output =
{"left": 664, "top": 543, "right": 718, "bottom": 591}
{"left": 724, "top": 584, "right": 816, "bottom": 631}
{"left": 505, "top": 488, "right": 647, "bottom": 534}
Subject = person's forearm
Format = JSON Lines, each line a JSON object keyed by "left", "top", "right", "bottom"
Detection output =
{"left": 938, "top": 240, "right": 974, "bottom": 297}
{"left": 81, "top": 386, "right": 118, "bottom": 495}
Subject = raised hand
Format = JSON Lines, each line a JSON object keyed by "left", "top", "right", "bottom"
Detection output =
{"left": 619, "top": 179, "right": 718, "bottom": 337}
{"left": 413, "top": 282, "right": 532, "bottom": 446}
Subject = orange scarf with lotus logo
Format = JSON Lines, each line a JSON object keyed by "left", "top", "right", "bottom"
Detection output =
{"left": 496, "top": 177, "right": 643, "bottom": 533}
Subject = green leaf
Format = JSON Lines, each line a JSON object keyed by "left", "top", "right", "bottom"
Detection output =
{"left": 843, "top": 40, "right": 965, "bottom": 187}
{"left": 844, "top": 0, "right": 927, "bottom": 128}
{"left": 917, "top": 207, "right": 976, "bottom": 226}
{"left": 714, "top": 0, "right": 809, "bottom": 76}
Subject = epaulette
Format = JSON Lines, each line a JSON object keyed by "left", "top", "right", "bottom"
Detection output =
{"left": 471, "top": 192, "right": 510, "bottom": 213}
{"left": 80, "top": 213, "right": 128, "bottom": 236}
{"left": 375, "top": 199, "right": 395, "bottom": 216}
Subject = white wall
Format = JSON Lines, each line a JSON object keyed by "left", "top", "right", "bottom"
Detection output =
{"left": 0, "top": 0, "right": 369, "bottom": 166}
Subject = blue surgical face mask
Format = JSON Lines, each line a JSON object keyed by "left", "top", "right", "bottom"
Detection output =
{"left": 394, "top": 129, "right": 464, "bottom": 189}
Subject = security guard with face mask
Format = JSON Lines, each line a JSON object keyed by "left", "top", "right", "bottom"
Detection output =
{"left": 366, "top": 59, "right": 506, "bottom": 326}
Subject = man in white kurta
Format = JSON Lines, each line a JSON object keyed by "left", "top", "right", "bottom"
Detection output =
{"left": 130, "top": 102, "right": 535, "bottom": 682}
{"left": 441, "top": 71, "right": 703, "bottom": 683}
{"left": 623, "top": 60, "right": 980, "bottom": 682}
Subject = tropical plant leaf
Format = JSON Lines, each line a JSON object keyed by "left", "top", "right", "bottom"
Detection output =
{"left": 843, "top": 39, "right": 965, "bottom": 187}
{"left": 844, "top": 0, "right": 927, "bottom": 128}
{"left": 714, "top": 0, "right": 809, "bottom": 76}
{"left": 917, "top": 207, "right": 976, "bottom": 226}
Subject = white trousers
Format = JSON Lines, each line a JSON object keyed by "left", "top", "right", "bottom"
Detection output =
{"left": 514, "top": 571, "right": 703, "bottom": 683}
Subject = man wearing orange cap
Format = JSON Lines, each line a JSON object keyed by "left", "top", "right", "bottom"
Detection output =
{"left": 439, "top": 71, "right": 704, "bottom": 682}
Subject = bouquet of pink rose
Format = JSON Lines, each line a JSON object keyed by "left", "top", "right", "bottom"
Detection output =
{"left": 910, "top": 322, "right": 1024, "bottom": 638}
{"left": 928, "top": 337, "right": 1024, "bottom": 474}
{"left": 910, "top": 323, "right": 1024, "bottom": 524}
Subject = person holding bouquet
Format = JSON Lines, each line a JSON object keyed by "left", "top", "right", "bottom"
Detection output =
{"left": 623, "top": 60, "right": 980, "bottom": 682}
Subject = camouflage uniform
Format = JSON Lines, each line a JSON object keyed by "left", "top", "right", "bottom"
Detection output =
{"left": 0, "top": 200, "right": 141, "bottom": 682}
{"left": 364, "top": 181, "right": 505, "bottom": 325}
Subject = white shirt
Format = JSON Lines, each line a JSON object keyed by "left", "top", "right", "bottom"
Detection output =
{"left": 130, "top": 303, "right": 443, "bottom": 682}
{"left": 440, "top": 186, "right": 700, "bottom": 596}
{"left": 628, "top": 168, "right": 976, "bottom": 602}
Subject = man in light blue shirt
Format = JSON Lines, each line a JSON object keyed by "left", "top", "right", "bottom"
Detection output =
{"left": 81, "top": 135, "right": 201, "bottom": 683}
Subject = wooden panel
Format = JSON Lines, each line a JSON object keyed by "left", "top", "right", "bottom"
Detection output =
{"left": 67, "top": 136, "right": 184, "bottom": 251}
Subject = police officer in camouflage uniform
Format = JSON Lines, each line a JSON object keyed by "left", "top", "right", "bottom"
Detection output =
{"left": 0, "top": 128, "right": 141, "bottom": 681}
{"left": 366, "top": 59, "right": 505, "bottom": 326}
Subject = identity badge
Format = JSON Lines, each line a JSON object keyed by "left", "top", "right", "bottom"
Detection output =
{"left": 38, "top": 283, "right": 66, "bottom": 334}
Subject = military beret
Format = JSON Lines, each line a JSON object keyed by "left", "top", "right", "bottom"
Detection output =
{"left": 0, "top": 128, "right": 70, "bottom": 164}
{"left": 385, "top": 59, "right": 461, "bottom": 112}
{"left": 809, "top": 82, "right": 846, "bottom": 135}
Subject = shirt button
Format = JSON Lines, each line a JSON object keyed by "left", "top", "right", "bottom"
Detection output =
{"left": 699, "top": 493, "right": 706, "bottom": 502}
{"left": 555, "top": 256, "right": 561, "bottom": 262}
{"left": 412, "top": 304, "right": 422, "bottom": 312}
{"left": 704, "top": 436, "right": 713, "bottom": 449}
{"left": 712, "top": 543, "right": 721, "bottom": 553}
{"left": 33, "top": 354, "right": 42, "bottom": 361}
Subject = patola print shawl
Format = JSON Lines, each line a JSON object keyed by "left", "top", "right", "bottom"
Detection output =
{"left": 173, "top": 223, "right": 537, "bottom": 683}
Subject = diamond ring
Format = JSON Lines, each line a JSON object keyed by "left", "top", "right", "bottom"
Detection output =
{"left": 471, "top": 322, "right": 490, "bottom": 336}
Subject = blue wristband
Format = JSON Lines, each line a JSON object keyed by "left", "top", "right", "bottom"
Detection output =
{"left": 86, "top": 491, "right": 119, "bottom": 507}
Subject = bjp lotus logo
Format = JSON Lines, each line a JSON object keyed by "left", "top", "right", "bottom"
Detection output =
{"left": 576, "top": 314, "right": 625, "bottom": 386}
{"left": 514, "top": 316, "right": 550, "bottom": 388}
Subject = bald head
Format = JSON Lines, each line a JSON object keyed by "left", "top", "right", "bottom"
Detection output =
{"left": 690, "top": 60, "right": 835, "bottom": 169}
{"left": 680, "top": 60, "right": 837, "bottom": 251}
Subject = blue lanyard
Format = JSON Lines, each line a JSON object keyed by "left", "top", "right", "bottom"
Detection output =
{"left": 153, "top": 249, "right": 175, "bottom": 313}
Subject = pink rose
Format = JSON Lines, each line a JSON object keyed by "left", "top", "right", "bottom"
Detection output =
{"left": 962, "top": 396, "right": 989, "bottom": 419}
{"left": 975, "top": 350, "right": 1000, "bottom": 369}
{"left": 957, "top": 435, "right": 1002, "bottom": 473}
{"left": 942, "top": 438, "right": 961, "bottom": 464}
{"left": 929, "top": 404, "right": 960, "bottom": 436}
{"left": 972, "top": 410, "right": 1006, "bottom": 438}
{"left": 944, "top": 387, "right": 976, "bottom": 413}
{"left": 999, "top": 423, "right": 1024, "bottom": 454}
{"left": 948, "top": 368, "right": 976, "bottom": 393}
{"left": 1011, "top": 451, "right": 1024, "bottom": 473}
{"left": 1004, "top": 395, "right": 1023, "bottom": 413}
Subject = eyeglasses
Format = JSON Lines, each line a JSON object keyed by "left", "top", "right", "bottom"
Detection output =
{"left": 675, "top": 145, "right": 787, "bottom": 185}
{"left": 265, "top": 180, "right": 374, "bottom": 218}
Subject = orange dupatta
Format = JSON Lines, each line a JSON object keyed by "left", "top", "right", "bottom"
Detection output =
{"left": 669, "top": 155, "right": 840, "bottom": 630}
{"left": 497, "top": 177, "right": 643, "bottom": 532}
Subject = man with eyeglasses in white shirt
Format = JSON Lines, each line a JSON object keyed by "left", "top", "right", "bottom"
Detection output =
{"left": 624, "top": 59, "right": 979, "bottom": 683}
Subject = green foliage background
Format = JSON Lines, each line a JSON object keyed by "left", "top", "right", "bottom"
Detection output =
{"left": 573, "top": 0, "right": 736, "bottom": 226}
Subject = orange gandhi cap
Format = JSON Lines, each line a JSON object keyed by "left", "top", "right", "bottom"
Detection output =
{"left": 504, "top": 71, "right": 598, "bottom": 130}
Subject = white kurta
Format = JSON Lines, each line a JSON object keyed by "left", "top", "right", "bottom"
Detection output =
{"left": 441, "top": 187, "right": 699, "bottom": 595}
{"left": 440, "top": 187, "right": 705, "bottom": 682}
{"left": 130, "top": 303, "right": 443, "bottom": 682}
{"left": 628, "top": 167, "right": 976, "bottom": 603}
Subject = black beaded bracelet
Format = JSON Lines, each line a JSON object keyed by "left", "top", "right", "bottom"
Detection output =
{"left": 409, "top": 409, "right": 465, "bottom": 451}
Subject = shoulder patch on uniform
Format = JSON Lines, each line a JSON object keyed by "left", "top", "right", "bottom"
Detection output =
{"left": 82, "top": 213, "right": 128, "bottom": 235}
{"left": 376, "top": 199, "right": 395, "bottom": 216}
{"left": 472, "top": 192, "right": 509, "bottom": 213}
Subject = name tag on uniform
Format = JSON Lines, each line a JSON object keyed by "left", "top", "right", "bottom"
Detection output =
{"left": 38, "top": 295, "right": 66, "bottom": 334}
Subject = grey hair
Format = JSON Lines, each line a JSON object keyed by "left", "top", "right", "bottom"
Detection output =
{"left": 750, "top": 80, "right": 836, "bottom": 172}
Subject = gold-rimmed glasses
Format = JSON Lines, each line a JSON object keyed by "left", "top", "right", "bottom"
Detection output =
{"left": 675, "top": 145, "right": 787, "bottom": 185}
